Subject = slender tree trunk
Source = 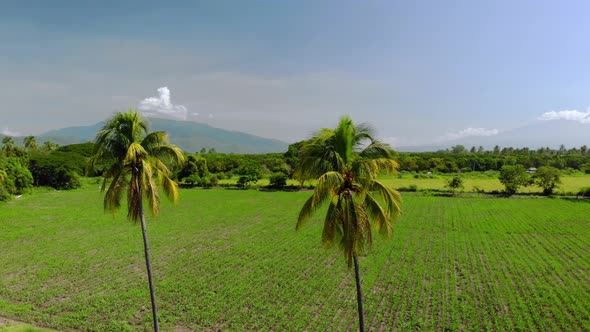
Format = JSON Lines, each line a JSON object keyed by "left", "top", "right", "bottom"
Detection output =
{"left": 139, "top": 192, "right": 160, "bottom": 331}
{"left": 353, "top": 255, "right": 365, "bottom": 332}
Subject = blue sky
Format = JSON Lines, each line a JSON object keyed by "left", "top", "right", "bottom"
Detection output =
{"left": 1, "top": 1, "right": 589, "bottom": 146}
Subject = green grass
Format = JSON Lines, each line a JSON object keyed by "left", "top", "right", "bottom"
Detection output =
{"left": 381, "top": 174, "right": 590, "bottom": 194}
{"left": 0, "top": 324, "right": 55, "bottom": 332}
{"left": 0, "top": 184, "right": 588, "bottom": 331}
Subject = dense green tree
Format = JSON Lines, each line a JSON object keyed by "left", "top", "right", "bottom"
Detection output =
{"left": 0, "top": 168, "right": 10, "bottom": 201}
{"left": 533, "top": 166, "right": 561, "bottom": 195}
{"left": 296, "top": 116, "right": 402, "bottom": 332}
{"left": 446, "top": 174, "right": 464, "bottom": 195}
{"left": 499, "top": 165, "right": 530, "bottom": 195}
{"left": 0, "top": 157, "right": 33, "bottom": 195}
{"left": 88, "top": 109, "right": 184, "bottom": 332}
{"left": 28, "top": 152, "right": 83, "bottom": 189}
{"left": 451, "top": 145, "right": 467, "bottom": 154}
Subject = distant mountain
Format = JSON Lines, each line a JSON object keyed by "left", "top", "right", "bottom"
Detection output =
{"left": 397, "top": 120, "right": 590, "bottom": 152}
{"left": 37, "top": 118, "right": 289, "bottom": 154}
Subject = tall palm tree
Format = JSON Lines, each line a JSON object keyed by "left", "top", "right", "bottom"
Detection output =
{"left": 23, "top": 136, "right": 38, "bottom": 151}
{"left": 42, "top": 141, "right": 58, "bottom": 152}
{"left": 88, "top": 109, "right": 184, "bottom": 332}
{"left": 296, "top": 115, "right": 402, "bottom": 332}
{"left": 1, "top": 136, "right": 15, "bottom": 156}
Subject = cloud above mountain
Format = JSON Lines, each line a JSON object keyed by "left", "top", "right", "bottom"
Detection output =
{"left": 139, "top": 87, "right": 188, "bottom": 120}
{"left": 2, "top": 128, "right": 22, "bottom": 136}
{"left": 538, "top": 109, "right": 590, "bottom": 124}
{"left": 440, "top": 127, "right": 499, "bottom": 141}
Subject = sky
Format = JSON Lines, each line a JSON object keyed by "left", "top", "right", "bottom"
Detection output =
{"left": 1, "top": 0, "right": 589, "bottom": 147}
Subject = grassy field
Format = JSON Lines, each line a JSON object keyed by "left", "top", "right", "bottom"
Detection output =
{"left": 0, "top": 184, "right": 588, "bottom": 331}
{"left": 220, "top": 174, "right": 590, "bottom": 195}
{"left": 381, "top": 174, "right": 590, "bottom": 194}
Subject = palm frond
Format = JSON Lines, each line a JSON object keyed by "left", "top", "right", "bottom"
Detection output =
{"left": 370, "top": 180, "right": 402, "bottom": 220}
{"left": 321, "top": 197, "right": 341, "bottom": 247}
{"left": 363, "top": 192, "right": 392, "bottom": 237}
{"left": 127, "top": 174, "right": 142, "bottom": 222}
{"left": 104, "top": 170, "right": 126, "bottom": 214}
{"left": 125, "top": 142, "right": 147, "bottom": 165}
{"left": 296, "top": 172, "right": 341, "bottom": 229}
{"left": 141, "top": 160, "right": 160, "bottom": 216}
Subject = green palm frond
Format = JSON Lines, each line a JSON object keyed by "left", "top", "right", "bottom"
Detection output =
{"left": 321, "top": 197, "right": 341, "bottom": 247}
{"left": 125, "top": 142, "right": 147, "bottom": 164}
{"left": 314, "top": 171, "right": 343, "bottom": 204}
{"left": 296, "top": 115, "right": 403, "bottom": 268}
{"left": 370, "top": 180, "right": 402, "bottom": 220}
{"left": 89, "top": 109, "right": 184, "bottom": 223}
{"left": 160, "top": 173, "right": 179, "bottom": 204}
{"left": 363, "top": 192, "right": 392, "bottom": 237}
{"left": 104, "top": 170, "right": 125, "bottom": 213}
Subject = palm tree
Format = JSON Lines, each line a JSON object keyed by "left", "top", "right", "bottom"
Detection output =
{"left": 296, "top": 116, "right": 402, "bottom": 332}
{"left": 88, "top": 109, "right": 184, "bottom": 332}
{"left": 1, "top": 136, "right": 15, "bottom": 156}
{"left": 24, "top": 136, "right": 38, "bottom": 151}
{"left": 42, "top": 141, "right": 58, "bottom": 152}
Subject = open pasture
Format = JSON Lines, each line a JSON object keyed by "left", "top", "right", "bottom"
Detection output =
{"left": 0, "top": 186, "right": 588, "bottom": 331}
{"left": 381, "top": 174, "right": 590, "bottom": 194}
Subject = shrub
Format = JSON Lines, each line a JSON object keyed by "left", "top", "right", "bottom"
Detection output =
{"left": 269, "top": 172, "right": 288, "bottom": 188}
{"left": 398, "top": 184, "right": 418, "bottom": 192}
{"left": 237, "top": 175, "right": 258, "bottom": 188}
{"left": 577, "top": 187, "right": 590, "bottom": 197}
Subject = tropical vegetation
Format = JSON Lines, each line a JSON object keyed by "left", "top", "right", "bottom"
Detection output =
{"left": 295, "top": 116, "right": 402, "bottom": 331}
{"left": 88, "top": 109, "right": 184, "bottom": 332}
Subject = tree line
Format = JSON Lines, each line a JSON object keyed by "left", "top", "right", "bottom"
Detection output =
{"left": 2, "top": 135, "right": 590, "bottom": 201}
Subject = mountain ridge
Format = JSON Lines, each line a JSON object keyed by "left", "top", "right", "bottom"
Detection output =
{"left": 35, "top": 118, "right": 289, "bottom": 154}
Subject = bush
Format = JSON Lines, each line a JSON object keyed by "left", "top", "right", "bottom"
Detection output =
{"left": 0, "top": 185, "right": 11, "bottom": 201}
{"left": 269, "top": 172, "right": 287, "bottom": 188}
{"left": 577, "top": 187, "right": 590, "bottom": 197}
{"left": 237, "top": 175, "right": 258, "bottom": 188}
{"left": 28, "top": 153, "right": 82, "bottom": 190}
{"left": 398, "top": 184, "right": 418, "bottom": 192}
{"left": 1, "top": 158, "right": 33, "bottom": 194}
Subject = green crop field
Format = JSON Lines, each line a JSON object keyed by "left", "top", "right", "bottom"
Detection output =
{"left": 0, "top": 185, "right": 588, "bottom": 331}
{"left": 381, "top": 174, "right": 590, "bottom": 194}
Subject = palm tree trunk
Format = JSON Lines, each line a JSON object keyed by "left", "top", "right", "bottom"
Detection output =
{"left": 353, "top": 254, "right": 365, "bottom": 332}
{"left": 139, "top": 196, "right": 160, "bottom": 332}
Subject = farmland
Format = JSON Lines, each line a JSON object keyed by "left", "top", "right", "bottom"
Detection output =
{"left": 0, "top": 185, "right": 588, "bottom": 331}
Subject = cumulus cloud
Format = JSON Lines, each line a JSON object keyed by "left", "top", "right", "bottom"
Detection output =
{"left": 441, "top": 128, "right": 499, "bottom": 141}
{"left": 139, "top": 87, "right": 188, "bottom": 120}
{"left": 538, "top": 109, "right": 590, "bottom": 123}
{"left": 2, "top": 128, "right": 22, "bottom": 136}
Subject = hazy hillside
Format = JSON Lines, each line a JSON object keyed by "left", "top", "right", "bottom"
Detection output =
{"left": 37, "top": 118, "right": 288, "bottom": 154}
{"left": 398, "top": 120, "right": 589, "bottom": 152}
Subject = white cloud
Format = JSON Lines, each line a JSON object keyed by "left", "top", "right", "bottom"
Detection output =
{"left": 2, "top": 128, "right": 22, "bottom": 136}
{"left": 538, "top": 109, "right": 590, "bottom": 123}
{"left": 441, "top": 127, "right": 499, "bottom": 141}
{"left": 139, "top": 87, "right": 188, "bottom": 120}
